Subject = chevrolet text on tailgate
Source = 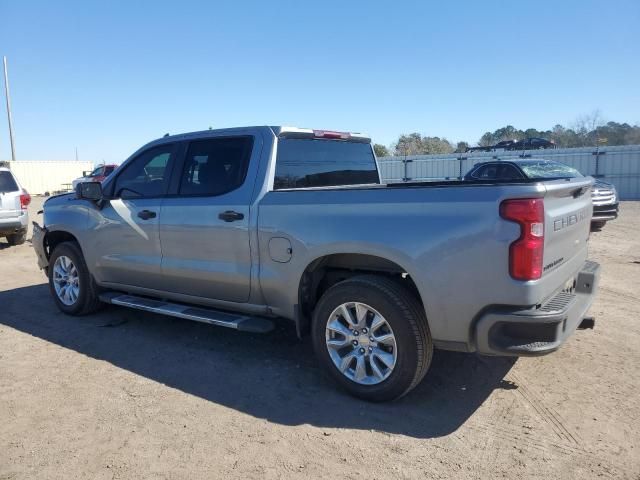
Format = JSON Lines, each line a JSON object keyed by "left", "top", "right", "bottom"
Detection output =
{"left": 32, "top": 126, "right": 600, "bottom": 401}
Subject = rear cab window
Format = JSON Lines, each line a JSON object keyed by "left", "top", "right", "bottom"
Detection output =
{"left": 274, "top": 138, "right": 379, "bottom": 189}
{"left": 0, "top": 171, "right": 19, "bottom": 192}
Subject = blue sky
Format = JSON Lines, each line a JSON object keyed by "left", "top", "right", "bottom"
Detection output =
{"left": 0, "top": 0, "right": 638, "bottom": 163}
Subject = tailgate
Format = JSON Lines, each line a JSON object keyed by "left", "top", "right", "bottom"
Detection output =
{"left": 0, "top": 192, "right": 20, "bottom": 219}
{"left": 542, "top": 177, "right": 594, "bottom": 278}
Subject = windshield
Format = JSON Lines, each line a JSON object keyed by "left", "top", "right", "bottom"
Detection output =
{"left": 88, "top": 166, "right": 103, "bottom": 177}
{"left": 518, "top": 160, "right": 583, "bottom": 179}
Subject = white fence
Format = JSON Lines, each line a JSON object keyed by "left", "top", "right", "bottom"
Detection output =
{"left": 378, "top": 144, "right": 640, "bottom": 200}
{"left": 7, "top": 161, "right": 94, "bottom": 195}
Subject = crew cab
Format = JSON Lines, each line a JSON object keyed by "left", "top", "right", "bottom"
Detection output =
{"left": 32, "top": 126, "right": 600, "bottom": 401}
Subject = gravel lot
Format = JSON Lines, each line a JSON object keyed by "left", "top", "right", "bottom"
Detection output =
{"left": 1, "top": 198, "right": 639, "bottom": 479}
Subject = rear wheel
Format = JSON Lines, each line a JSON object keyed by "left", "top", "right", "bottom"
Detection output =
{"left": 312, "top": 275, "right": 432, "bottom": 402}
{"left": 48, "top": 241, "right": 102, "bottom": 315}
{"left": 6, "top": 230, "right": 27, "bottom": 246}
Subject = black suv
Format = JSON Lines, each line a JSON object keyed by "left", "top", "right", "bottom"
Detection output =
{"left": 509, "top": 137, "right": 556, "bottom": 150}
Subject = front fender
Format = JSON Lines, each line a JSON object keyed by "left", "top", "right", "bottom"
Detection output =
{"left": 32, "top": 222, "right": 49, "bottom": 270}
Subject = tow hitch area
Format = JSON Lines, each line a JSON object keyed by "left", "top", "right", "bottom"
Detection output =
{"left": 578, "top": 317, "right": 596, "bottom": 330}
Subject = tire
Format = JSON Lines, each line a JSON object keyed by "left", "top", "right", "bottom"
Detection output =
{"left": 6, "top": 230, "right": 27, "bottom": 246}
{"left": 591, "top": 220, "right": 606, "bottom": 231}
{"left": 312, "top": 275, "right": 433, "bottom": 402}
{"left": 48, "top": 241, "right": 102, "bottom": 315}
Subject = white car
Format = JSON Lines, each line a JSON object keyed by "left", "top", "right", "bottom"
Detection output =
{"left": 0, "top": 167, "right": 30, "bottom": 246}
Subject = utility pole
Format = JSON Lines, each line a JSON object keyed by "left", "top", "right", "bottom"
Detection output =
{"left": 3, "top": 56, "right": 17, "bottom": 162}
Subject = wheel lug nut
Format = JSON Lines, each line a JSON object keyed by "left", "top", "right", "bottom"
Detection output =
{"left": 362, "top": 328, "right": 368, "bottom": 334}
{"left": 359, "top": 348, "right": 365, "bottom": 354}
{"left": 353, "top": 330, "right": 359, "bottom": 336}
{"left": 369, "top": 336, "right": 374, "bottom": 342}
{"left": 352, "top": 340, "right": 358, "bottom": 346}
{"left": 368, "top": 346, "right": 373, "bottom": 352}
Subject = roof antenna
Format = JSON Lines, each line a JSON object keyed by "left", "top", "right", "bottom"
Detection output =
{"left": 163, "top": 133, "right": 169, "bottom": 137}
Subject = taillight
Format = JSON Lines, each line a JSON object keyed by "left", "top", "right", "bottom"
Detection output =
{"left": 500, "top": 198, "right": 544, "bottom": 281}
{"left": 20, "top": 190, "right": 31, "bottom": 210}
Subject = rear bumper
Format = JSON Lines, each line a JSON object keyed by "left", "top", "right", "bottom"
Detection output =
{"left": 592, "top": 203, "right": 619, "bottom": 222}
{"left": 475, "top": 260, "right": 600, "bottom": 356}
{"left": 0, "top": 216, "right": 27, "bottom": 235}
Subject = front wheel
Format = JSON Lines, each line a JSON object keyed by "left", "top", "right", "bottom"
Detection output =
{"left": 48, "top": 241, "right": 102, "bottom": 315}
{"left": 312, "top": 275, "right": 433, "bottom": 402}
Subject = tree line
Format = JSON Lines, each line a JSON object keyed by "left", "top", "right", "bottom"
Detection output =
{"left": 373, "top": 112, "right": 640, "bottom": 157}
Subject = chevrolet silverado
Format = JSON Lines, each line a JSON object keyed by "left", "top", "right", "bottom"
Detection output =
{"left": 33, "top": 126, "right": 600, "bottom": 401}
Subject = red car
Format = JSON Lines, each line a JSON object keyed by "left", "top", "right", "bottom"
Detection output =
{"left": 72, "top": 164, "right": 118, "bottom": 189}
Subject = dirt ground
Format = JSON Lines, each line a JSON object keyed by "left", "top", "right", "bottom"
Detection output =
{"left": 1, "top": 198, "right": 639, "bottom": 479}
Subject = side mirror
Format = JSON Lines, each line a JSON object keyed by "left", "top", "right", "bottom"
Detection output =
{"left": 76, "top": 181, "right": 103, "bottom": 201}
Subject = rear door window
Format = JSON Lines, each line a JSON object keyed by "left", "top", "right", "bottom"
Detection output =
{"left": 472, "top": 164, "right": 499, "bottom": 179}
{"left": 0, "top": 171, "right": 19, "bottom": 192}
{"left": 178, "top": 136, "right": 253, "bottom": 196}
{"left": 497, "top": 164, "right": 524, "bottom": 180}
{"left": 274, "top": 139, "right": 379, "bottom": 189}
{"left": 471, "top": 164, "right": 523, "bottom": 180}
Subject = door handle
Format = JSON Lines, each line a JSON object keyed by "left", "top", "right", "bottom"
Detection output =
{"left": 137, "top": 209, "right": 157, "bottom": 220}
{"left": 218, "top": 210, "right": 244, "bottom": 222}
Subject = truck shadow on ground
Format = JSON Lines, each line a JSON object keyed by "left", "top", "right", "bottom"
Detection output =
{"left": 1, "top": 284, "right": 517, "bottom": 439}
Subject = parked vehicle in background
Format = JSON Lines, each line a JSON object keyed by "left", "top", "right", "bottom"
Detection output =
{"left": 0, "top": 167, "right": 31, "bottom": 246}
{"left": 71, "top": 164, "right": 118, "bottom": 190}
{"left": 464, "top": 145, "right": 492, "bottom": 153}
{"left": 509, "top": 137, "right": 556, "bottom": 150}
{"left": 590, "top": 179, "right": 619, "bottom": 230}
{"left": 464, "top": 159, "right": 618, "bottom": 230}
{"left": 465, "top": 138, "right": 554, "bottom": 153}
{"left": 492, "top": 140, "right": 517, "bottom": 150}
{"left": 33, "top": 126, "right": 599, "bottom": 401}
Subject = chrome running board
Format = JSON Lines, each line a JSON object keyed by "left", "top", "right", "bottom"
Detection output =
{"left": 99, "top": 292, "right": 275, "bottom": 333}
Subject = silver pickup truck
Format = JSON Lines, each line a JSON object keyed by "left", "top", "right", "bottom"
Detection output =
{"left": 33, "top": 126, "right": 600, "bottom": 401}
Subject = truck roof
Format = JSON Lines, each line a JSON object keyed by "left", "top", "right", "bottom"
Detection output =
{"left": 153, "top": 126, "right": 371, "bottom": 144}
